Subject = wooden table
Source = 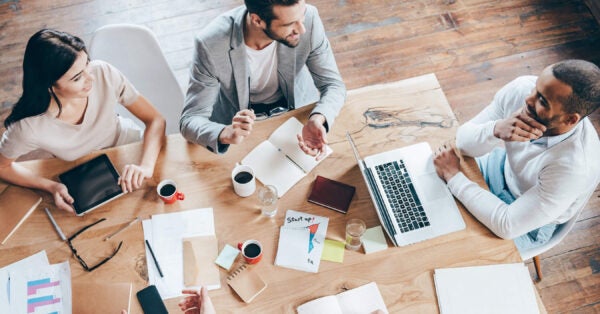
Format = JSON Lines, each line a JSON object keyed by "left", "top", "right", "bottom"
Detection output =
{"left": 0, "top": 74, "right": 543, "bottom": 313}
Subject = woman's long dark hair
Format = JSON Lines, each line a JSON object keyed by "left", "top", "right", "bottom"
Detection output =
{"left": 4, "top": 29, "right": 87, "bottom": 128}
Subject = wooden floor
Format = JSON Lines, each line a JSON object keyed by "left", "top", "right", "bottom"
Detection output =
{"left": 1, "top": 0, "right": 599, "bottom": 312}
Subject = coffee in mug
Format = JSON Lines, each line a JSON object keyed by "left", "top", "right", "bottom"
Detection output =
{"left": 157, "top": 179, "right": 185, "bottom": 204}
{"left": 231, "top": 164, "right": 256, "bottom": 197}
{"left": 237, "top": 240, "right": 263, "bottom": 264}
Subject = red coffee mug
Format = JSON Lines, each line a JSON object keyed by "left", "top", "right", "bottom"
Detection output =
{"left": 237, "top": 240, "right": 263, "bottom": 264}
{"left": 157, "top": 179, "right": 185, "bottom": 204}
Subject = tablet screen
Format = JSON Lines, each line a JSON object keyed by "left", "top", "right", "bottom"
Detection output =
{"left": 59, "top": 154, "right": 123, "bottom": 215}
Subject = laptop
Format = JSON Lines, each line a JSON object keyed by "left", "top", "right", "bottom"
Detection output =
{"left": 59, "top": 154, "right": 124, "bottom": 216}
{"left": 346, "top": 132, "right": 465, "bottom": 246}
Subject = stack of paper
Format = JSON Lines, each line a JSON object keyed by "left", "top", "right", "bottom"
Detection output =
{"left": 0, "top": 251, "right": 71, "bottom": 313}
{"left": 142, "top": 208, "right": 218, "bottom": 299}
{"left": 275, "top": 209, "right": 328, "bottom": 273}
{"left": 434, "top": 263, "right": 539, "bottom": 314}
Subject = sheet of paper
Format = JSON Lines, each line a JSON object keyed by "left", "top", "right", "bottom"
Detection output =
{"left": 434, "top": 263, "right": 539, "bottom": 314}
{"left": 362, "top": 226, "right": 388, "bottom": 254}
{"left": 297, "top": 295, "right": 343, "bottom": 314}
{"left": 0, "top": 250, "right": 50, "bottom": 310}
{"left": 321, "top": 239, "right": 345, "bottom": 263}
{"left": 144, "top": 208, "right": 216, "bottom": 299}
{"left": 274, "top": 226, "right": 310, "bottom": 271}
{"left": 142, "top": 219, "right": 170, "bottom": 299}
{"left": 9, "top": 261, "right": 72, "bottom": 314}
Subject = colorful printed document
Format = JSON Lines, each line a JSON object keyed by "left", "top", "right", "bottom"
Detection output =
{"left": 274, "top": 209, "right": 329, "bottom": 273}
{"left": 9, "top": 260, "right": 72, "bottom": 314}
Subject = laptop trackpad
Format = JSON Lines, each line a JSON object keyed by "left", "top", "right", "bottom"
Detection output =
{"left": 412, "top": 173, "right": 448, "bottom": 202}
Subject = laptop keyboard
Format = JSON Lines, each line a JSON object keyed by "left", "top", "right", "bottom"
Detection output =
{"left": 375, "top": 160, "right": 430, "bottom": 233}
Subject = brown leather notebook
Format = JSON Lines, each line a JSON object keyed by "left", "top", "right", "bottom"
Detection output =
{"left": 0, "top": 186, "right": 42, "bottom": 245}
{"left": 227, "top": 264, "right": 267, "bottom": 303}
{"left": 308, "top": 176, "right": 355, "bottom": 214}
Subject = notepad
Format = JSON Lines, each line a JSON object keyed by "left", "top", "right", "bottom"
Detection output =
{"left": 241, "top": 117, "right": 332, "bottom": 196}
{"left": 0, "top": 186, "right": 42, "bottom": 245}
{"left": 182, "top": 235, "right": 220, "bottom": 290}
{"left": 227, "top": 264, "right": 267, "bottom": 303}
{"left": 296, "top": 282, "right": 388, "bottom": 314}
{"left": 434, "top": 263, "right": 539, "bottom": 314}
{"left": 215, "top": 244, "right": 240, "bottom": 271}
{"left": 321, "top": 239, "right": 345, "bottom": 263}
{"left": 361, "top": 226, "right": 388, "bottom": 254}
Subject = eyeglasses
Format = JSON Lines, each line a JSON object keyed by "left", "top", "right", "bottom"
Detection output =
{"left": 254, "top": 106, "right": 289, "bottom": 121}
{"left": 67, "top": 218, "right": 123, "bottom": 272}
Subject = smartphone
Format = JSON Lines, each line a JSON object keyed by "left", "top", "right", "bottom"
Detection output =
{"left": 136, "top": 285, "right": 168, "bottom": 314}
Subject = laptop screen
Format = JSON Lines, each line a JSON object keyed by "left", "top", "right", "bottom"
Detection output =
{"left": 59, "top": 154, "right": 123, "bottom": 215}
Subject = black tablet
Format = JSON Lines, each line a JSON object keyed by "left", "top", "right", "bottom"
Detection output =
{"left": 59, "top": 154, "right": 123, "bottom": 216}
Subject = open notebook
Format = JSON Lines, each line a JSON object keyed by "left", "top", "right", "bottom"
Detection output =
{"left": 242, "top": 117, "right": 331, "bottom": 196}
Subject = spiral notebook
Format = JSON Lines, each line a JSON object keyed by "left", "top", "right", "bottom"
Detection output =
{"left": 226, "top": 264, "right": 267, "bottom": 303}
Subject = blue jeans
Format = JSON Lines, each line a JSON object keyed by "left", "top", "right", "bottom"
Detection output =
{"left": 476, "top": 148, "right": 557, "bottom": 252}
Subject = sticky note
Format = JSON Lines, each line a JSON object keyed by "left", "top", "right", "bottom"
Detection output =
{"left": 362, "top": 226, "right": 388, "bottom": 254}
{"left": 215, "top": 244, "right": 240, "bottom": 270}
{"left": 321, "top": 239, "right": 345, "bottom": 263}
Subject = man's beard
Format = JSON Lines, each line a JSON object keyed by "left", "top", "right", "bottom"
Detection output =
{"left": 263, "top": 27, "right": 299, "bottom": 48}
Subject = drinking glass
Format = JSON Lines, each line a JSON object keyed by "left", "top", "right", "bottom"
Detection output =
{"left": 345, "top": 218, "right": 366, "bottom": 250}
{"left": 258, "top": 185, "right": 278, "bottom": 217}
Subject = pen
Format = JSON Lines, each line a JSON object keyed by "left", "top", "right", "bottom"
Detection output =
{"left": 104, "top": 216, "right": 140, "bottom": 241}
{"left": 278, "top": 148, "right": 307, "bottom": 174}
{"left": 145, "top": 239, "right": 164, "bottom": 277}
{"left": 44, "top": 208, "right": 66, "bottom": 241}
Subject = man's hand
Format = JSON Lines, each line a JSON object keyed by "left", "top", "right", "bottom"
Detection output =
{"left": 50, "top": 182, "right": 75, "bottom": 213}
{"left": 433, "top": 144, "right": 461, "bottom": 183}
{"left": 179, "top": 287, "right": 216, "bottom": 314}
{"left": 118, "top": 164, "right": 153, "bottom": 193}
{"left": 218, "top": 109, "right": 256, "bottom": 145}
{"left": 298, "top": 114, "right": 327, "bottom": 160}
{"left": 493, "top": 107, "right": 546, "bottom": 142}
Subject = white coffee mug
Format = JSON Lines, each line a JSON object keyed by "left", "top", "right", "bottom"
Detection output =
{"left": 231, "top": 164, "right": 256, "bottom": 197}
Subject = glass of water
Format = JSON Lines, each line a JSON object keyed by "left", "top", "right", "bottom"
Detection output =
{"left": 345, "top": 218, "right": 366, "bottom": 250}
{"left": 258, "top": 185, "right": 278, "bottom": 217}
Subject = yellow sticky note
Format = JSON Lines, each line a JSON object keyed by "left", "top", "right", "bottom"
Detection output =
{"left": 321, "top": 239, "right": 345, "bottom": 263}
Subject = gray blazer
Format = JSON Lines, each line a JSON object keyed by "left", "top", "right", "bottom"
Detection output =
{"left": 180, "top": 5, "right": 346, "bottom": 153}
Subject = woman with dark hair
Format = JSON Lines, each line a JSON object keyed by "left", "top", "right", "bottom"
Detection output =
{"left": 0, "top": 29, "right": 166, "bottom": 213}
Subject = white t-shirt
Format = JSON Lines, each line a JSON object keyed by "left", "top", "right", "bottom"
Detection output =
{"left": 246, "top": 41, "right": 282, "bottom": 104}
{"left": 0, "top": 60, "right": 141, "bottom": 161}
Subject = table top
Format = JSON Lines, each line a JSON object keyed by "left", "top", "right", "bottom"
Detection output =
{"left": 0, "top": 73, "right": 540, "bottom": 313}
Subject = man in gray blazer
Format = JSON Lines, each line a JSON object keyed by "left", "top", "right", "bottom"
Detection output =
{"left": 180, "top": 0, "right": 346, "bottom": 156}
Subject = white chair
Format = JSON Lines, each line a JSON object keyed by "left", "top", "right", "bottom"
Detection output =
{"left": 88, "top": 24, "right": 184, "bottom": 135}
{"left": 519, "top": 204, "right": 585, "bottom": 282}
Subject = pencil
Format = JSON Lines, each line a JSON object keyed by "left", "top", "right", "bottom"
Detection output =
{"left": 104, "top": 216, "right": 140, "bottom": 241}
{"left": 145, "top": 239, "right": 164, "bottom": 277}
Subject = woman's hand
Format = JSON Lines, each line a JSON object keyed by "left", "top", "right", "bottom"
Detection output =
{"left": 49, "top": 182, "right": 75, "bottom": 213}
{"left": 118, "top": 164, "right": 153, "bottom": 193}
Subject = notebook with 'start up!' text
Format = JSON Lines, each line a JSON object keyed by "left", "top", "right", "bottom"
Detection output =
{"left": 308, "top": 176, "right": 356, "bottom": 214}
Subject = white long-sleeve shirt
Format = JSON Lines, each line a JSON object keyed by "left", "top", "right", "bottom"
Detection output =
{"left": 447, "top": 76, "right": 600, "bottom": 239}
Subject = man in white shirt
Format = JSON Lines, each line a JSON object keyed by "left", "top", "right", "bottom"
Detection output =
{"left": 180, "top": 0, "right": 345, "bottom": 158}
{"left": 433, "top": 59, "right": 600, "bottom": 251}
